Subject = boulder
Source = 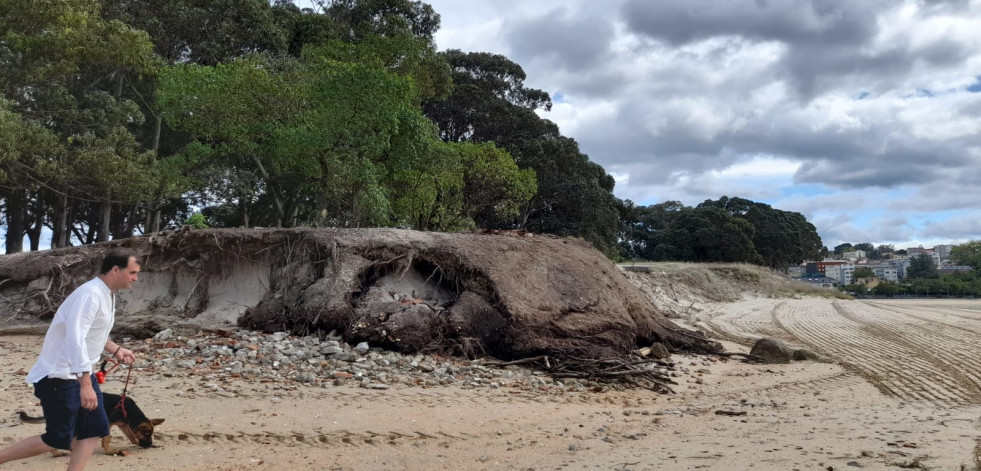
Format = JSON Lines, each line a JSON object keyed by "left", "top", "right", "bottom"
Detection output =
{"left": 750, "top": 337, "right": 794, "bottom": 364}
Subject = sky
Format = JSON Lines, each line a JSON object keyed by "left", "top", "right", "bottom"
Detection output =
{"left": 419, "top": 0, "right": 981, "bottom": 250}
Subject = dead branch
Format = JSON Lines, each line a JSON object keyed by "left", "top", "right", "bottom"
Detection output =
{"left": 716, "top": 351, "right": 766, "bottom": 363}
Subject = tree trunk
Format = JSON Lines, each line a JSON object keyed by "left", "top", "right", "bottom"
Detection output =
{"left": 112, "top": 205, "right": 137, "bottom": 239}
{"left": 239, "top": 197, "right": 250, "bottom": 228}
{"left": 122, "top": 205, "right": 137, "bottom": 237}
{"left": 96, "top": 202, "right": 112, "bottom": 242}
{"left": 149, "top": 206, "right": 162, "bottom": 233}
{"left": 52, "top": 195, "right": 70, "bottom": 248}
{"left": 152, "top": 114, "right": 162, "bottom": 152}
{"left": 27, "top": 192, "right": 44, "bottom": 251}
{"left": 3, "top": 189, "right": 27, "bottom": 254}
{"left": 247, "top": 154, "right": 285, "bottom": 226}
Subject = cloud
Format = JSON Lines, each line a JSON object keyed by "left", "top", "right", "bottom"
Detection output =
{"left": 424, "top": 0, "right": 981, "bottom": 249}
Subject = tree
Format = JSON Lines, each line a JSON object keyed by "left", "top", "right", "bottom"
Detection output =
{"left": 906, "top": 253, "right": 939, "bottom": 279}
{"left": 423, "top": 50, "right": 621, "bottom": 254}
{"left": 876, "top": 244, "right": 895, "bottom": 258}
{"left": 697, "top": 197, "right": 823, "bottom": 268}
{"left": 0, "top": 100, "right": 62, "bottom": 252}
{"left": 872, "top": 281, "right": 903, "bottom": 297}
{"left": 853, "top": 267, "right": 875, "bottom": 279}
{"left": 950, "top": 241, "right": 981, "bottom": 270}
{"left": 651, "top": 207, "right": 763, "bottom": 264}
{"left": 833, "top": 243, "right": 854, "bottom": 255}
{"left": 842, "top": 283, "right": 867, "bottom": 295}
{"left": 0, "top": 0, "right": 160, "bottom": 250}
{"left": 618, "top": 200, "right": 685, "bottom": 260}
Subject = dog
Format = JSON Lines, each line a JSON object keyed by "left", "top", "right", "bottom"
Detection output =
{"left": 19, "top": 392, "right": 164, "bottom": 455}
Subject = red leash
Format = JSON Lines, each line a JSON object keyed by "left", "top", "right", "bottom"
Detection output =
{"left": 100, "top": 357, "right": 133, "bottom": 419}
{"left": 113, "top": 364, "right": 133, "bottom": 419}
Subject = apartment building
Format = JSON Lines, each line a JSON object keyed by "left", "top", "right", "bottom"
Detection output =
{"left": 824, "top": 264, "right": 855, "bottom": 285}
{"left": 871, "top": 265, "right": 899, "bottom": 282}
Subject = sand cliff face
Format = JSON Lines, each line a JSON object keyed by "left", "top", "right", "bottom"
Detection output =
{"left": 0, "top": 228, "right": 720, "bottom": 359}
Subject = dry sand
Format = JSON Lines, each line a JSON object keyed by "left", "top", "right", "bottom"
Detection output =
{"left": 2, "top": 297, "right": 980, "bottom": 470}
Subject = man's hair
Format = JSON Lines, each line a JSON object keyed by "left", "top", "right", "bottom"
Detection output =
{"left": 100, "top": 248, "right": 138, "bottom": 274}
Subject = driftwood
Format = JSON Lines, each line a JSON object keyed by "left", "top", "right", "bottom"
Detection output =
{"left": 716, "top": 351, "right": 767, "bottom": 363}
{"left": 485, "top": 354, "right": 679, "bottom": 394}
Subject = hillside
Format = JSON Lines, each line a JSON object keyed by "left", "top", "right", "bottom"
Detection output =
{"left": 622, "top": 262, "right": 848, "bottom": 319}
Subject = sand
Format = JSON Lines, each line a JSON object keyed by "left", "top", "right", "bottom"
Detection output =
{"left": 2, "top": 296, "right": 980, "bottom": 470}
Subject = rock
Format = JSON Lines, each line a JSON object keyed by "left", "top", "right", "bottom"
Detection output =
{"left": 154, "top": 328, "right": 174, "bottom": 341}
{"left": 354, "top": 342, "right": 370, "bottom": 355}
{"left": 649, "top": 342, "right": 671, "bottom": 359}
{"left": 792, "top": 348, "right": 823, "bottom": 362}
{"left": 750, "top": 337, "right": 794, "bottom": 364}
{"left": 334, "top": 352, "right": 357, "bottom": 362}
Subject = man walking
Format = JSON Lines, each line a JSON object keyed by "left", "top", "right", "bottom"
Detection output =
{"left": 0, "top": 248, "right": 140, "bottom": 470}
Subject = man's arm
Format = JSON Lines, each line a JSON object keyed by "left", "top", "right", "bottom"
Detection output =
{"left": 104, "top": 340, "right": 136, "bottom": 365}
{"left": 78, "top": 372, "right": 97, "bottom": 410}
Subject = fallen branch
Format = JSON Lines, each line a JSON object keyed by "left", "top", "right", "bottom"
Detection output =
{"left": 716, "top": 352, "right": 766, "bottom": 363}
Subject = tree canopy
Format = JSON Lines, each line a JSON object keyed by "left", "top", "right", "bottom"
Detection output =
{"left": 618, "top": 196, "right": 821, "bottom": 267}
{"left": 1, "top": 0, "right": 828, "bottom": 265}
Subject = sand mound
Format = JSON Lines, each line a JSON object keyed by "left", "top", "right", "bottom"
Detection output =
{"left": 0, "top": 228, "right": 720, "bottom": 362}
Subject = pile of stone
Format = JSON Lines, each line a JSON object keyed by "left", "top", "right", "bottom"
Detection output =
{"left": 125, "top": 329, "right": 703, "bottom": 395}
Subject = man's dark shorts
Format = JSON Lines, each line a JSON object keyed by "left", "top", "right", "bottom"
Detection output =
{"left": 33, "top": 376, "right": 110, "bottom": 450}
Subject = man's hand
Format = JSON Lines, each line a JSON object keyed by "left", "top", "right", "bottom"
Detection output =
{"left": 80, "top": 378, "right": 98, "bottom": 411}
{"left": 114, "top": 347, "right": 136, "bottom": 365}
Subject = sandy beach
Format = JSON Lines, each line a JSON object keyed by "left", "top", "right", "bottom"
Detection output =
{"left": 3, "top": 296, "right": 980, "bottom": 470}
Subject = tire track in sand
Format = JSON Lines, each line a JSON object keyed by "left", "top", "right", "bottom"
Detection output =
{"left": 765, "top": 299, "right": 979, "bottom": 404}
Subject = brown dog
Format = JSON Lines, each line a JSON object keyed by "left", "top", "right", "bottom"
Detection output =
{"left": 19, "top": 392, "right": 164, "bottom": 455}
{"left": 101, "top": 392, "right": 165, "bottom": 454}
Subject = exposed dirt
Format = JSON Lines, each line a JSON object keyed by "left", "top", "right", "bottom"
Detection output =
{"left": 0, "top": 228, "right": 720, "bottom": 365}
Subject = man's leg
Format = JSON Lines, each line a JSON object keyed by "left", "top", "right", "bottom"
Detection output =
{"left": 0, "top": 435, "right": 55, "bottom": 464}
{"left": 66, "top": 437, "right": 99, "bottom": 471}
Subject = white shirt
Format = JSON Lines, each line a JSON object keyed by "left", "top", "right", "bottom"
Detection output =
{"left": 26, "top": 278, "right": 115, "bottom": 383}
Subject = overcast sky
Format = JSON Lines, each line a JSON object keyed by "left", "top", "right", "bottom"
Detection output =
{"left": 423, "top": 0, "right": 981, "bottom": 250}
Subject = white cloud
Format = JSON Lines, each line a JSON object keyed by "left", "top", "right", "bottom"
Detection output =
{"left": 423, "top": 0, "right": 981, "bottom": 249}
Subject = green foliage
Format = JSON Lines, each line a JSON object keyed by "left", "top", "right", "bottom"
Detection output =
{"left": 184, "top": 213, "right": 208, "bottom": 229}
{"left": 697, "top": 197, "right": 822, "bottom": 268}
{"left": 647, "top": 207, "right": 764, "bottom": 264}
{"left": 0, "top": 99, "right": 61, "bottom": 182}
{"left": 950, "top": 240, "right": 981, "bottom": 270}
{"left": 871, "top": 281, "right": 904, "bottom": 296}
{"left": 423, "top": 49, "right": 620, "bottom": 255}
{"left": 1, "top": 0, "right": 162, "bottom": 248}
{"left": 852, "top": 267, "right": 875, "bottom": 278}
{"left": 457, "top": 142, "right": 537, "bottom": 224}
{"left": 907, "top": 253, "right": 939, "bottom": 279}
{"left": 841, "top": 283, "right": 867, "bottom": 295}
{"left": 100, "top": 0, "right": 291, "bottom": 64}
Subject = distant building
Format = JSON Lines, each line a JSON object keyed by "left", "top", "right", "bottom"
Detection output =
{"left": 888, "top": 258, "right": 911, "bottom": 279}
{"left": 788, "top": 266, "right": 804, "bottom": 277}
{"left": 939, "top": 266, "right": 973, "bottom": 275}
{"left": 825, "top": 264, "right": 856, "bottom": 285}
{"left": 795, "top": 276, "right": 837, "bottom": 289}
{"left": 934, "top": 244, "right": 955, "bottom": 261}
{"left": 871, "top": 265, "right": 899, "bottom": 282}
{"left": 843, "top": 250, "right": 866, "bottom": 261}
{"left": 816, "top": 261, "right": 847, "bottom": 277}
{"left": 907, "top": 246, "right": 929, "bottom": 257}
